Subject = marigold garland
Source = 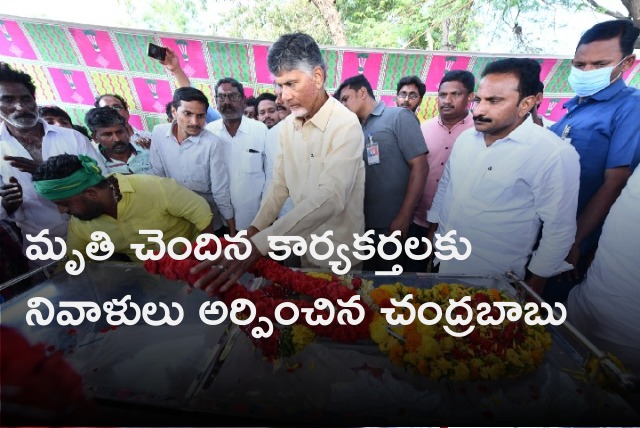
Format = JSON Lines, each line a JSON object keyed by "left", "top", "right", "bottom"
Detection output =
{"left": 369, "top": 282, "right": 552, "bottom": 381}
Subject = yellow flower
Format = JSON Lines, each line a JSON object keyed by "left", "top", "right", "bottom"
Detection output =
{"left": 306, "top": 272, "right": 334, "bottom": 281}
{"left": 367, "top": 282, "right": 552, "bottom": 381}
{"left": 291, "top": 324, "right": 316, "bottom": 352}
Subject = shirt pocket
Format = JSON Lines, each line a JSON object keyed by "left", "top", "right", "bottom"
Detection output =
{"left": 569, "top": 128, "right": 609, "bottom": 172}
{"left": 470, "top": 170, "right": 515, "bottom": 208}
{"left": 242, "top": 150, "right": 263, "bottom": 174}
{"left": 188, "top": 164, "right": 210, "bottom": 192}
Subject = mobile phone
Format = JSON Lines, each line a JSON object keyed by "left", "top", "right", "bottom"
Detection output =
{"left": 147, "top": 43, "right": 167, "bottom": 62}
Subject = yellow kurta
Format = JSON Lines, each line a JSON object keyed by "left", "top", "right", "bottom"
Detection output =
{"left": 66, "top": 173, "right": 212, "bottom": 262}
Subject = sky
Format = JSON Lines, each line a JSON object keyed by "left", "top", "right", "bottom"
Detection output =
{"left": 0, "top": 0, "right": 631, "bottom": 55}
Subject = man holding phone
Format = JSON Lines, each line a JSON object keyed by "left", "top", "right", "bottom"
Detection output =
{"left": 152, "top": 44, "right": 222, "bottom": 123}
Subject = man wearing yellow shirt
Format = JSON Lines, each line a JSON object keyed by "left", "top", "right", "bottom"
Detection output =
{"left": 32, "top": 154, "right": 212, "bottom": 262}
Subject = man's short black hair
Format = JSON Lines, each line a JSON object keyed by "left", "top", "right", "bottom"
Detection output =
{"left": 578, "top": 20, "right": 640, "bottom": 57}
{"left": 38, "top": 105, "right": 72, "bottom": 123}
{"left": 535, "top": 80, "right": 544, "bottom": 94}
{"left": 165, "top": 101, "right": 174, "bottom": 121}
{"left": 337, "top": 74, "right": 375, "bottom": 99}
{"left": 32, "top": 154, "right": 106, "bottom": 188}
{"left": 72, "top": 124, "right": 91, "bottom": 140}
{"left": 244, "top": 95, "right": 257, "bottom": 108}
{"left": 172, "top": 87, "right": 209, "bottom": 110}
{"left": 254, "top": 92, "right": 277, "bottom": 116}
{"left": 440, "top": 70, "right": 475, "bottom": 94}
{"left": 94, "top": 93, "right": 128, "bottom": 110}
{"left": 84, "top": 106, "right": 126, "bottom": 134}
{"left": 215, "top": 77, "right": 245, "bottom": 98}
{"left": 0, "top": 62, "right": 36, "bottom": 97}
{"left": 396, "top": 75, "right": 426, "bottom": 97}
{"left": 481, "top": 58, "right": 541, "bottom": 101}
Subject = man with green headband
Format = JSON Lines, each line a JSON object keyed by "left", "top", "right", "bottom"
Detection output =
{"left": 33, "top": 154, "right": 213, "bottom": 262}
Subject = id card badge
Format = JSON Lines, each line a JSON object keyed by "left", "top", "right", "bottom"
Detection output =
{"left": 366, "top": 134, "right": 380, "bottom": 165}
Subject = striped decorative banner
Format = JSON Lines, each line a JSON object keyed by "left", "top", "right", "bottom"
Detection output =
{"left": 2, "top": 15, "right": 640, "bottom": 130}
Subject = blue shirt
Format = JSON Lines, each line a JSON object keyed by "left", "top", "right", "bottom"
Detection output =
{"left": 550, "top": 79, "right": 640, "bottom": 250}
{"left": 206, "top": 106, "right": 221, "bottom": 123}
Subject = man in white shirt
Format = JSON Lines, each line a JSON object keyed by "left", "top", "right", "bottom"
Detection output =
{"left": 567, "top": 166, "right": 640, "bottom": 375}
{"left": 427, "top": 58, "right": 580, "bottom": 293}
{"left": 0, "top": 63, "right": 106, "bottom": 263}
{"left": 205, "top": 78, "right": 268, "bottom": 231}
{"left": 149, "top": 87, "right": 235, "bottom": 235}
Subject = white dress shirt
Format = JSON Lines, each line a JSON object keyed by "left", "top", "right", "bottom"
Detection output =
{"left": 427, "top": 118, "right": 580, "bottom": 278}
{"left": 0, "top": 120, "right": 106, "bottom": 263}
{"left": 148, "top": 123, "right": 233, "bottom": 232}
{"left": 567, "top": 167, "right": 640, "bottom": 374}
{"left": 206, "top": 117, "right": 268, "bottom": 231}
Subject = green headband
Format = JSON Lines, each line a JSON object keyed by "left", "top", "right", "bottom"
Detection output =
{"left": 34, "top": 155, "right": 105, "bottom": 201}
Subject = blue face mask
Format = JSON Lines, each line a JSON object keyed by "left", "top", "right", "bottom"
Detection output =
{"left": 568, "top": 57, "right": 626, "bottom": 97}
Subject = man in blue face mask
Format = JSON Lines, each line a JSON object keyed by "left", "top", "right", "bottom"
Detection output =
{"left": 545, "top": 20, "right": 640, "bottom": 303}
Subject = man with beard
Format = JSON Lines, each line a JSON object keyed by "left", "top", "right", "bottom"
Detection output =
{"left": 32, "top": 154, "right": 212, "bottom": 262}
{"left": 95, "top": 93, "right": 151, "bottom": 149}
{"left": 395, "top": 76, "right": 426, "bottom": 114}
{"left": 410, "top": 71, "right": 475, "bottom": 272}
{"left": 149, "top": 87, "right": 235, "bottom": 236}
{"left": 255, "top": 92, "right": 280, "bottom": 129}
{"left": 85, "top": 107, "right": 150, "bottom": 175}
{"left": 427, "top": 58, "right": 580, "bottom": 293}
{"left": 205, "top": 78, "right": 268, "bottom": 232}
{"left": 191, "top": 33, "right": 365, "bottom": 294}
{"left": 0, "top": 63, "right": 105, "bottom": 263}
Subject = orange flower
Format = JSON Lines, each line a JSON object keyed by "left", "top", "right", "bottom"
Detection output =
{"left": 370, "top": 287, "right": 392, "bottom": 304}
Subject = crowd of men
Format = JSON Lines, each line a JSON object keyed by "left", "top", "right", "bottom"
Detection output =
{"left": 1, "top": 20, "right": 640, "bottom": 373}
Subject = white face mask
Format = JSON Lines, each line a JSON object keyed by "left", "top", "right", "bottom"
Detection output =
{"left": 568, "top": 56, "right": 627, "bottom": 97}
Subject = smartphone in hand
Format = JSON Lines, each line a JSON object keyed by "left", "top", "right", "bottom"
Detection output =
{"left": 147, "top": 43, "right": 167, "bottom": 62}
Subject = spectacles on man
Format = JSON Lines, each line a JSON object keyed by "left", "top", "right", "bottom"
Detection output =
{"left": 215, "top": 93, "right": 242, "bottom": 102}
{"left": 396, "top": 92, "right": 421, "bottom": 101}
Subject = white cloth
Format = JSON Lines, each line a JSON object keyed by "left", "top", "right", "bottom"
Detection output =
{"left": 148, "top": 123, "right": 233, "bottom": 232}
{"left": 0, "top": 120, "right": 106, "bottom": 263}
{"left": 527, "top": 112, "right": 555, "bottom": 128}
{"left": 264, "top": 122, "right": 293, "bottom": 218}
{"left": 427, "top": 119, "right": 580, "bottom": 278}
{"left": 567, "top": 167, "right": 640, "bottom": 374}
{"left": 206, "top": 116, "right": 268, "bottom": 230}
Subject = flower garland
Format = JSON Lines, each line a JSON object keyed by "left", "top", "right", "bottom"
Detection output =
{"left": 369, "top": 282, "right": 552, "bottom": 381}
{"left": 144, "top": 239, "right": 374, "bottom": 360}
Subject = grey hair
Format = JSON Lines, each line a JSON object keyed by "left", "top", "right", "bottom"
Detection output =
{"left": 267, "top": 33, "right": 326, "bottom": 80}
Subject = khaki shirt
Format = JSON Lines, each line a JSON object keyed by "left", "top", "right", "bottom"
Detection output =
{"left": 252, "top": 95, "right": 365, "bottom": 268}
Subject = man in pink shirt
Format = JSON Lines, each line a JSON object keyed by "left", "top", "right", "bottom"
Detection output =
{"left": 406, "top": 70, "right": 475, "bottom": 272}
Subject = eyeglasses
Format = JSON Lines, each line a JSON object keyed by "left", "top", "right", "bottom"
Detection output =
{"left": 396, "top": 92, "right": 421, "bottom": 101}
{"left": 215, "top": 93, "right": 242, "bottom": 102}
{"left": 109, "top": 105, "right": 125, "bottom": 111}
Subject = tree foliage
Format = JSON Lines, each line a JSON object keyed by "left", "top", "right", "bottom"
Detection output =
{"left": 117, "top": 0, "right": 639, "bottom": 51}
